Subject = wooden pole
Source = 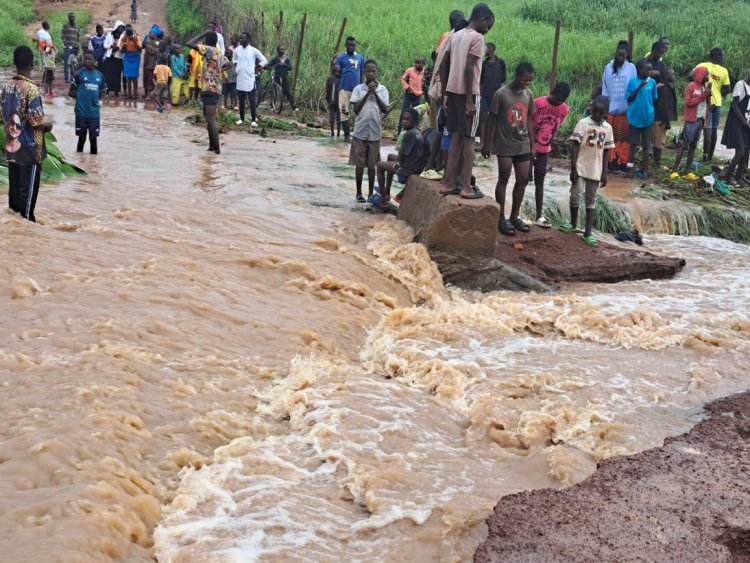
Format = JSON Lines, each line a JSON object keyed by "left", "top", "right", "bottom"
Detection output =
{"left": 548, "top": 20, "right": 561, "bottom": 93}
{"left": 292, "top": 13, "right": 307, "bottom": 90}
{"left": 628, "top": 30, "right": 634, "bottom": 60}
{"left": 333, "top": 17, "right": 348, "bottom": 57}
{"left": 279, "top": 10, "right": 283, "bottom": 27}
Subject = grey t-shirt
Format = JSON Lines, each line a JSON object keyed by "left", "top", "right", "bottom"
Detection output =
{"left": 399, "top": 128, "right": 424, "bottom": 175}
{"left": 351, "top": 82, "right": 389, "bottom": 141}
{"left": 489, "top": 85, "right": 535, "bottom": 157}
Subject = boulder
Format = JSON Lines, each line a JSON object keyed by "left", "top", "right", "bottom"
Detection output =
{"left": 398, "top": 176, "right": 550, "bottom": 292}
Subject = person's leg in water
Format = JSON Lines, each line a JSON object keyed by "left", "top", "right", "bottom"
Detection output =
{"left": 89, "top": 135, "right": 98, "bottom": 155}
{"left": 495, "top": 156, "right": 513, "bottom": 233}
{"left": 509, "top": 158, "right": 531, "bottom": 229}
{"left": 76, "top": 129, "right": 87, "bottom": 153}
{"left": 533, "top": 153, "right": 549, "bottom": 224}
{"left": 204, "top": 99, "right": 220, "bottom": 154}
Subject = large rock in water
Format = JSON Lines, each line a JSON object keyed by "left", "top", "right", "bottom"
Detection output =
{"left": 398, "top": 176, "right": 685, "bottom": 289}
{"left": 398, "top": 177, "right": 550, "bottom": 292}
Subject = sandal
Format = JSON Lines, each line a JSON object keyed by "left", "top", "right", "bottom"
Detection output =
{"left": 460, "top": 186, "right": 484, "bottom": 199}
{"left": 559, "top": 223, "right": 575, "bottom": 233}
{"left": 511, "top": 217, "right": 530, "bottom": 233}
{"left": 440, "top": 186, "right": 461, "bottom": 196}
{"left": 356, "top": 194, "right": 366, "bottom": 203}
{"left": 498, "top": 219, "right": 516, "bottom": 236}
{"left": 582, "top": 235, "right": 598, "bottom": 246}
{"left": 534, "top": 217, "right": 551, "bottom": 228}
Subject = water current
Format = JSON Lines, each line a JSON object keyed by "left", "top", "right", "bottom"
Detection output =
{"left": 2, "top": 99, "right": 749, "bottom": 562}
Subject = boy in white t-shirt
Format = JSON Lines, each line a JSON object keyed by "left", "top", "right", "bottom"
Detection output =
{"left": 560, "top": 96, "right": 614, "bottom": 246}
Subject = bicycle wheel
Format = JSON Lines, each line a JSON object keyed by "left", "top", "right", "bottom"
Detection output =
{"left": 271, "top": 81, "right": 283, "bottom": 114}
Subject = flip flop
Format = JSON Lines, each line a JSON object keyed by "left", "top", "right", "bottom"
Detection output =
{"left": 511, "top": 217, "right": 530, "bottom": 232}
{"left": 356, "top": 194, "right": 366, "bottom": 203}
{"left": 559, "top": 223, "right": 575, "bottom": 233}
{"left": 499, "top": 219, "right": 516, "bottom": 236}
{"left": 440, "top": 187, "right": 461, "bottom": 196}
{"left": 582, "top": 235, "right": 598, "bottom": 246}
{"left": 460, "top": 186, "right": 484, "bottom": 199}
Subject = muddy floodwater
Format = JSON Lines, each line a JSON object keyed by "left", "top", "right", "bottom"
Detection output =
{"left": 2, "top": 99, "right": 750, "bottom": 562}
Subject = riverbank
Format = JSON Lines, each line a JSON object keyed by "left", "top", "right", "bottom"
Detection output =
{"left": 476, "top": 390, "right": 750, "bottom": 562}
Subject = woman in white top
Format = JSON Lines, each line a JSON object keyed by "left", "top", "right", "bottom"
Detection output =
{"left": 103, "top": 21, "right": 126, "bottom": 95}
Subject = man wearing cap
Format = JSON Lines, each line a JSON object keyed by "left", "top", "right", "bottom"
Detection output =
{"left": 61, "top": 12, "right": 81, "bottom": 83}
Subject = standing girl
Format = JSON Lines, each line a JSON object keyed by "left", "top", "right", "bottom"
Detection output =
{"left": 602, "top": 41, "right": 636, "bottom": 171}
{"left": 103, "top": 22, "right": 125, "bottom": 96}
{"left": 720, "top": 73, "right": 750, "bottom": 183}
{"left": 119, "top": 27, "right": 142, "bottom": 99}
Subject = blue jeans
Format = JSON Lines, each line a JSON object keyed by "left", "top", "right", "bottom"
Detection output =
{"left": 707, "top": 106, "right": 722, "bottom": 129}
{"left": 63, "top": 46, "right": 75, "bottom": 82}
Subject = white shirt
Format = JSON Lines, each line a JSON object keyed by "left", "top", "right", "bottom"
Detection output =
{"left": 216, "top": 32, "right": 225, "bottom": 53}
{"left": 233, "top": 44, "right": 267, "bottom": 92}
{"left": 37, "top": 29, "right": 52, "bottom": 44}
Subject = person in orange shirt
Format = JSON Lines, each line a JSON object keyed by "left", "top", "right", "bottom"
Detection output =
{"left": 119, "top": 26, "right": 142, "bottom": 99}
{"left": 397, "top": 56, "right": 425, "bottom": 136}
{"left": 151, "top": 54, "right": 172, "bottom": 112}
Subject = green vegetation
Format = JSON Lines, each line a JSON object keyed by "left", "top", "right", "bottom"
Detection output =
{"left": 0, "top": 131, "right": 86, "bottom": 185}
{"left": 0, "top": 0, "right": 35, "bottom": 66}
{"left": 42, "top": 9, "right": 92, "bottom": 43}
{"left": 168, "top": 0, "right": 750, "bottom": 122}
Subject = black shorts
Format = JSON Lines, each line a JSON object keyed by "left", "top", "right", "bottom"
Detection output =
{"left": 75, "top": 115, "right": 100, "bottom": 138}
{"left": 222, "top": 82, "right": 236, "bottom": 96}
{"left": 201, "top": 91, "right": 221, "bottom": 106}
{"left": 499, "top": 153, "right": 532, "bottom": 164}
{"left": 446, "top": 93, "right": 481, "bottom": 138}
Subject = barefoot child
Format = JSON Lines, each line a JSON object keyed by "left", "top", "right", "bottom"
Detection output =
{"left": 625, "top": 59, "right": 658, "bottom": 178}
{"left": 673, "top": 66, "right": 711, "bottom": 173}
{"left": 325, "top": 64, "right": 341, "bottom": 137}
{"left": 151, "top": 54, "right": 171, "bottom": 112}
{"left": 41, "top": 44, "right": 57, "bottom": 97}
{"left": 560, "top": 95, "right": 614, "bottom": 246}
{"left": 376, "top": 109, "right": 425, "bottom": 209}
{"left": 720, "top": 72, "right": 750, "bottom": 184}
{"left": 71, "top": 51, "right": 106, "bottom": 154}
{"left": 530, "top": 81, "right": 570, "bottom": 227}
{"left": 349, "top": 59, "right": 388, "bottom": 202}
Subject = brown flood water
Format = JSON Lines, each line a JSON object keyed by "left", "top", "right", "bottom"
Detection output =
{"left": 2, "top": 99, "right": 750, "bottom": 562}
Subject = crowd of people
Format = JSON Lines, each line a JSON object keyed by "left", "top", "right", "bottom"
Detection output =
{"left": 331, "top": 3, "right": 749, "bottom": 246}
{"left": 3, "top": 3, "right": 750, "bottom": 238}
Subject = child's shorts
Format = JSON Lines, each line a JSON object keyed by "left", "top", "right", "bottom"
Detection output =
{"left": 222, "top": 82, "right": 236, "bottom": 96}
{"left": 446, "top": 93, "right": 480, "bottom": 138}
{"left": 75, "top": 115, "right": 100, "bottom": 138}
{"left": 684, "top": 119, "right": 704, "bottom": 143}
{"left": 348, "top": 137, "right": 381, "bottom": 169}
{"left": 328, "top": 103, "right": 340, "bottom": 125}
{"left": 43, "top": 69, "right": 55, "bottom": 83}
{"left": 629, "top": 125, "right": 652, "bottom": 148}
{"left": 571, "top": 176, "right": 599, "bottom": 209}
{"left": 153, "top": 82, "right": 168, "bottom": 100}
{"left": 652, "top": 121, "right": 669, "bottom": 149}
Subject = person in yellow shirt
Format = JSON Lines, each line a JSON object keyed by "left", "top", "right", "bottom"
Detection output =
{"left": 151, "top": 55, "right": 172, "bottom": 112}
{"left": 697, "top": 48, "right": 731, "bottom": 161}
{"left": 187, "top": 47, "right": 203, "bottom": 105}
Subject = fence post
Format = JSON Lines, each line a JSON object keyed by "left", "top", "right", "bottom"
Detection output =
{"left": 628, "top": 30, "right": 634, "bottom": 60}
{"left": 333, "top": 17, "right": 348, "bottom": 58}
{"left": 548, "top": 20, "right": 561, "bottom": 93}
{"left": 292, "top": 13, "right": 307, "bottom": 90}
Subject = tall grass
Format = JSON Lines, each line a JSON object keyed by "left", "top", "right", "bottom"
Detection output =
{"left": 41, "top": 10, "right": 93, "bottom": 43}
{"left": 0, "top": 0, "right": 35, "bottom": 66}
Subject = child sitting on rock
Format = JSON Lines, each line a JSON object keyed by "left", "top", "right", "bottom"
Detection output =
{"left": 560, "top": 95, "right": 614, "bottom": 246}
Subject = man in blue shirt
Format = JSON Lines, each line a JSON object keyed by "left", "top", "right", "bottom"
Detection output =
{"left": 334, "top": 37, "right": 364, "bottom": 141}
{"left": 625, "top": 59, "right": 658, "bottom": 178}
{"left": 72, "top": 51, "right": 106, "bottom": 154}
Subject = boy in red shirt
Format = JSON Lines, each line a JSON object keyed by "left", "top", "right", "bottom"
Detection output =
{"left": 673, "top": 66, "right": 711, "bottom": 173}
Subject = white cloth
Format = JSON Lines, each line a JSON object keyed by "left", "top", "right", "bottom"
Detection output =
{"left": 216, "top": 32, "right": 225, "bottom": 53}
{"left": 37, "top": 29, "right": 52, "bottom": 44}
{"left": 103, "top": 21, "right": 125, "bottom": 59}
{"left": 233, "top": 44, "right": 267, "bottom": 92}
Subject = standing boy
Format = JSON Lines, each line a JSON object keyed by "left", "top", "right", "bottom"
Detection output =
{"left": 326, "top": 64, "right": 341, "bottom": 137}
{"left": 673, "top": 66, "right": 712, "bottom": 173}
{"left": 560, "top": 96, "right": 614, "bottom": 246}
{"left": 348, "top": 60, "right": 388, "bottom": 203}
{"left": 652, "top": 68, "right": 677, "bottom": 167}
{"left": 170, "top": 44, "right": 189, "bottom": 106}
{"left": 625, "top": 59, "right": 658, "bottom": 178}
{"left": 479, "top": 42, "right": 506, "bottom": 139}
{"left": 88, "top": 25, "right": 107, "bottom": 70}
{"left": 334, "top": 37, "right": 365, "bottom": 142}
{"left": 233, "top": 32, "right": 267, "bottom": 126}
{"left": 41, "top": 44, "right": 57, "bottom": 98}
{"left": 697, "top": 48, "right": 731, "bottom": 161}
{"left": 397, "top": 56, "right": 425, "bottom": 136}
{"left": 530, "top": 82, "right": 570, "bottom": 227}
{"left": 439, "top": 4, "right": 495, "bottom": 199}
{"left": 1, "top": 46, "right": 53, "bottom": 222}
{"left": 481, "top": 62, "right": 535, "bottom": 236}
{"left": 151, "top": 54, "right": 172, "bottom": 112}
{"left": 72, "top": 51, "right": 106, "bottom": 154}
{"left": 266, "top": 46, "right": 297, "bottom": 110}
{"left": 61, "top": 12, "right": 81, "bottom": 83}
{"left": 143, "top": 30, "right": 159, "bottom": 98}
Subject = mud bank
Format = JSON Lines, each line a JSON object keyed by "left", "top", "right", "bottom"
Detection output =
{"left": 495, "top": 228, "right": 686, "bottom": 284}
{"left": 475, "top": 391, "right": 750, "bottom": 563}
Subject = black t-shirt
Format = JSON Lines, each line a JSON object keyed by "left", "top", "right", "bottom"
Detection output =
{"left": 480, "top": 58, "right": 506, "bottom": 99}
{"left": 399, "top": 128, "right": 424, "bottom": 175}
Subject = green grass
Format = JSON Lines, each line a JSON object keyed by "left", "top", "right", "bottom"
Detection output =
{"left": 42, "top": 10, "right": 92, "bottom": 44}
{"left": 0, "top": 0, "right": 35, "bottom": 66}
{"left": 167, "top": 0, "right": 750, "bottom": 126}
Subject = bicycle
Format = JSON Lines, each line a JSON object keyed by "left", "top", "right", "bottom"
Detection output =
{"left": 255, "top": 68, "right": 283, "bottom": 114}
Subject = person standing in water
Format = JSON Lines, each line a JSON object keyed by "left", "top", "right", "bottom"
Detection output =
{"left": 186, "top": 30, "right": 229, "bottom": 154}
{"left": 0, "top": 46, "right": 53, "bottom": 222}
{"left": 71, "top": 51, "right": 106, "bottom": 154}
